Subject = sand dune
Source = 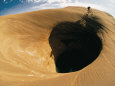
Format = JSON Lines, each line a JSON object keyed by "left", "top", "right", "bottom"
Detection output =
{"left": 0, "top": 7, "right": 115, "bottom": 86}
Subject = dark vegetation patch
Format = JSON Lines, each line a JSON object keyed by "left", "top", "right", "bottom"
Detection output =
{"left": 49, "top": 14, "right": 104, "bottom": 73}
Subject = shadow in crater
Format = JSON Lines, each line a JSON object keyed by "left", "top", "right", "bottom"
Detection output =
{"left": 49, "top": 14, "right": 104, "bottom": 73}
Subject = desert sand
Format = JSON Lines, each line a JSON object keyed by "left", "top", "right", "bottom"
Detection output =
{"left": 0, "top": 6, "right": 115, "bottom": 86}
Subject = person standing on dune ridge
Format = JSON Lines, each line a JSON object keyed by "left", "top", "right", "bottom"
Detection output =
{"left": 87, "top": 6, "right": 93, "bottom": 16}
{"left": 88, "top": 6, "right": 91, "bottom": 14}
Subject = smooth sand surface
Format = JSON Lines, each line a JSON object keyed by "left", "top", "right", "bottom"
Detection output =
{"left": 0, "top": 7, "right": 115, "bottom": 86}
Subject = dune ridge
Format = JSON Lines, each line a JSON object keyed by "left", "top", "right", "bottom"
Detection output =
{"left": 0, "top": 7, "right": 115, "bottom": 86}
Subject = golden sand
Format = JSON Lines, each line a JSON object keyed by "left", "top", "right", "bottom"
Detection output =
{"left": 0, "top": 7, "right": 114, "bottom": 86}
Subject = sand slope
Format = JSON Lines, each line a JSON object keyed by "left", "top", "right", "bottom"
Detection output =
{"left": 0, "top": 7, "right": 115, "bottom": 86}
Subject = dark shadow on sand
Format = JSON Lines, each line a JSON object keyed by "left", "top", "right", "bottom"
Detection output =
{"left": 49, "top": 14, "right": 104, "bottom": 73}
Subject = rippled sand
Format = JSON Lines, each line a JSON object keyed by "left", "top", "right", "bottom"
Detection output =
{"left": 0, "top": 7, "right": 115, "bottom": 86}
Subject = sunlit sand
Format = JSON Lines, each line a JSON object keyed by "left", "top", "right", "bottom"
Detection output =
{"left": 0, "top": 6, "right": 114, "bottom": 86}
